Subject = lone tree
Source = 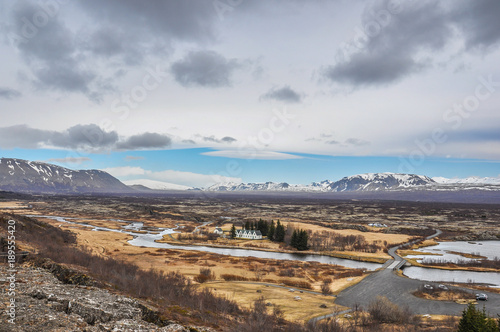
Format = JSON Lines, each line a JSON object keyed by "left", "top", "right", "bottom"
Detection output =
{"left": 457, "top": 303, "right": 499, "bottom": 332}
{"left": 230, "top": 224, "right": 236, "bottom": 239}
{"left": 291, "top": 230, "right": 298, "bottom": 249}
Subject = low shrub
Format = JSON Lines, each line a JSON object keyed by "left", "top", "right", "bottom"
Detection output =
{"left": 194, "top": 267, "right": 215, "bottom": 283}
{"left": 278, "top": 268, "right": 296, "bottom": 277}
{"left": 280, "top": 278, "right": 312, "bottom": 289}
{"left": 221, "top": 274, "right": 249, "bottom": 281}
{"left": 367, "top": 296, "right": 411, "bottom": 324}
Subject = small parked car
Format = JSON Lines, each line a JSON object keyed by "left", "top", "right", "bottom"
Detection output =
{"left": 438, "top": 284, "right": 448, "bottom": 291}
{"left": 476, "top": 293, "right": 488, "bottom": 301}
{"left": 424, "top": 284, "right": 434, "bottom": 290}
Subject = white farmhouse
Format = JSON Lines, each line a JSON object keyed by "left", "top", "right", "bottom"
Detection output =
{"left": 235, "top": 229, "right": 263, "bottom": 240}
{"left": 213, "top": 227, "right": 224, "bottom": 235}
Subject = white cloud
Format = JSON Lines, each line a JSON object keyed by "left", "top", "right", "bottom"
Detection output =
{"left": 102, "top": 166, "right": 146, "bottom": 177}
{"left": 101, "top": 166, "right": 241, "bottom": 188}
{"left": 2, "top": 1, "right": 500, "bottom": 163}
{"left": 147, "top": 169, "right": 241, "bottom": 188}
{"left": 201, "top": 150, "right": 303, "bottom": 160}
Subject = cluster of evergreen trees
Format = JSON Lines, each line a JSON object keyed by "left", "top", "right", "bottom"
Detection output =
{"left": 268, "top": 220, "right": 285, "bottom": 242}
{"left": 243, "top": 219, "right": 270, "bottom": 235}
{"left": 290, "top": 229, "right": 308, "bottom": 251}
{"left": 457, "top": 303, "right": 499, "bottom": 331}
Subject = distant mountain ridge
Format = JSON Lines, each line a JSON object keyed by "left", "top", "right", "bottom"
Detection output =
{"left": 432, "top": 176, "right": 500, "bottom": 185}
{"left": 1, "top": 158, "right": 499, "bottom": 195}
{"left": 205, "top": 182, "right": 293, "bottom": 192}
{"left": 204, "top": 174, "right": 500, "bottom": 193}
{"left": 324, "top": 173, "right": 435, "bottom": 192}
{"left": 0, "top": 158, "right": 130, "bottom": 193}
{"left": 205, "top": 173, "right": 437, "bottom": 192}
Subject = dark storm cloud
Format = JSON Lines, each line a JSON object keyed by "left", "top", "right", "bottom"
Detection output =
{"left": 324, "top": 0, "right": 500, "bottom": 87}
{"left": 260, "top": 86, "right": 302, "bottom": 103}
{"left": 76, "top": 0, "right": 219, "bottom": 68}
{"left": 86, "top": 27, "right": 126, "bottom": 57}
{"left": 0, "top": 125, "right": 52, "bottom": 149}
{"left": 0, "top": 124, "right": 173, "bottom": 151}
{"left": 4, "top": 1, "right": 220, "bottom": 100}
{"left": 77, "top": 0, "right": 216, "bottom": 43}
{"left": 8, "top": 1, "right": 104, "bottom": 101}
{"left": 324, "top": 1, "right": 452, "bottom": 86}
{"left": 116, "top": 132, "right": 172, "bottom": 150}
{"left": 50, "top": 124, "right": 119, "bottom": 149}
{"left": 0, "top": 87, "right": 22, "bottom": 99}
{"left": 170, "top": 50, "right": 241, "bottom": 88}
{"left": 221, "top": 136, "right": 237, "bottom": 143}
{"left": 202, "top": 136, "right": 237, "bottom": 143}
{"left": 82, "top": 25, "right": 156, "bottom": 67}
{"left": 324, "top": 51, "right": 426, "bottom": 86}
{"left": 450, "top": 0, "right": 500, "bottom": 51}
{"left": 0, "top": 124, "right": 118, "bottom": 150}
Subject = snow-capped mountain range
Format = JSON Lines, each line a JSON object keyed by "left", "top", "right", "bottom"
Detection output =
{"left": 0, "top": 158, "right": 130, "bottom": 193}
{"left": 1, "top": 158, "right": 499, "bottom": 194}
{"left": 205, "top": 173, "right": 438, "bottom": 192}
{"left": 432, "top": 176, "right": 500, "bottom": 185}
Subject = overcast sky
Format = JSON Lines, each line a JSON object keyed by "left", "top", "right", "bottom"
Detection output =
{"left": 1, "top": 0, "right": 499, "bottom": 187}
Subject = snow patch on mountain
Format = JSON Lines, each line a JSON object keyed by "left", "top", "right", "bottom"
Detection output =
{"left": 0, "top": 158, "right": 130, "bottom": 193}
{"left": 318, "top": 173, "right": 435, "bottom": 192}
{"left": 205, "top": 173, "right": 437, "bottom": 192}
{"left": 432, "top": 176, "right": 500, "bottom": 185}
{"left": 206, "top": 181, "right": 295, "bottom": 192}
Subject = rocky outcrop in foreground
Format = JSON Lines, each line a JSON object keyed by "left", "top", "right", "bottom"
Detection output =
{"left": 0, "top": 264, "right": 214, "bottom": 331}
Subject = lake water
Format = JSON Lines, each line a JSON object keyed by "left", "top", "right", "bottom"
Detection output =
{"left": 403, "top": 266, "right": 500, "bottom": 288}
{"left": 406, "top": 241, "right": 500, "bottom": 263}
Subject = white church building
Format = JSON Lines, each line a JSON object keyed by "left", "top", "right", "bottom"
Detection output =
{"left": 235, "top": 229, "right": 263, "bottom": 240}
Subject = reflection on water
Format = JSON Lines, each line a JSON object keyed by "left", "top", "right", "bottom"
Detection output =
{"left": 407, "top": 241, "right": 500, "bottom": 263}
{"left": 403, "top": 266, "right": 500, "bottom": 288}
{"left": 129, "top": 236, "right": 382, "bottom": 270}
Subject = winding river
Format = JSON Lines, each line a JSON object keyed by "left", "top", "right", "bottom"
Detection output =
{"left": 27, "top": 215, "right": 381, "bottom": 271}
{"left": 27, "top": 215, "right": 500, "bottom": 287}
